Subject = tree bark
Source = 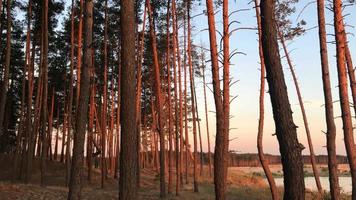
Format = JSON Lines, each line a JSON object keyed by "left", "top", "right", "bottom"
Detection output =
{"left": 147, "top": 0, "right": 166, "bottom": 197}
{"left": 187, "top": 1, "right": 199, "bottom": 193}
{"left": 118, "top": 0, "right": 138, "bottom": 199}
{"left": 333, "top": 0, "right": 356, "bottom": 198}
{"left": 260, "top": 1, "right": 305, "bottom": 199}
{"left": 135, "top": 0, "right": 147, "bottom": 188}
{"left": 254, "top": 1, "right": 279, "bottom": 199}
{"left": 67, "top": 0, "right": 93, "bottom": 198}
{"left": 317, "top": 0, "right": 340, "bottom": 198}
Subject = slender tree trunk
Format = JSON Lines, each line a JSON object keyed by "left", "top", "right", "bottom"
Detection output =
{"left": 147, "top": 0, "right": 166, "bottom": 197}
{"left": 187, "top": 1, "right": 199, "bottom": 192}
{"left": 24, "top": 0, "right": 33, "bottom": 183}
{"left": 333, "top": 0, "right": 356, "bottom": 198}
{"left": 100, "top": 0, "right": 108, "bottom": 189}
{"left": 193, "top": 81, "right": 203, "bottom": 176}
{"left": 67, "top": 0, "right": 93, "bottom": 198}
{"left": 0, "top": 0, "right": 11, "bottom": 137}
{"left": 165, "top": 0, "right": 173, "bottom": 193}
{"left": 47, "top": 89, "right": 55, "bottom": 160}
{"left": 205, "top": 0, "right": 230, "bottom": 198}
{"left": 87, "top": 81, "right": 95, "bottom": 181}
{"left": 260, "top": 1, "right": 305, "bottom": 199}
{"left": 40, "top": 0, "right": 49, "bottom": 186}
{"left": 14, "top": 0, "right": 31, "bottom": 178}
{"left": 278, "top": 31, "right": 323, "bottom": 195}
{"left": 183, "top": 13, "right": 190, "bottom": 184}
{"left": 114, "top": 63, "right": 121, "bottom": 179}
{"left": 66, "top": 0, "right": 76, "bottom": 185}
{"left": 345, "top": 41, "right": 356, "bottom": 117}
{"left": 118, "top": 0, "right": 138, "bottom": 199}
{"left": 54, "top": 103, "right": 60, "bottom": 160}
{"left": 317, "top": 0, "right": 340, "bottom": 198}
{"left": 76, "top": 0, "right": 84, "bottom": 109}
{"left": 135, "top": 0, "right": 147, "bottom": 188}
{"left": 254, "top": 1, "right": 279, "bottom": 199}
{"left": 201, "top": 53, "right": 212, "bottom": 177}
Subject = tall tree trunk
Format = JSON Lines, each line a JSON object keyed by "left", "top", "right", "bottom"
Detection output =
{"left": 317, "top": 0, "right": 340, "bottom": 198}
{"left": 205, "top": 0, "right": 230, "bottom": 198}
{"left": 100, "top": 0, "right": 108, "bottom": 189}
{"left": 135, "top": 0, "right": 147, "bottom": 188}
{"left": 0, "top": 0, "right": 11, "bottom": 137}
{"left": 76, "top": 0, "right": 84, "bottom": 109}
{"left": 165, "top": 0, "right": 173, "bottom": 193}
{"left": 260, "top": 0, "right": 305, "bottom": 199}
{"left": 14, "top": 0, "right": 31, "bottom": 178}
{"left": 278, "top": 31, "right": 323, "bottom": 195}
{"left": 40, "top": 0, "right": 49, "bottom": 186}
{"left": 24, "top": 0, "right": 33, "bottom": 183}
{"left": 65, "top": 0, "right": 76, "bottom": 185}
{"left": 118, "top": 0, "right": 138, "bottom": 199}
{"left": 193, "top": 81, "right": 203, "bottom": 176}
{"left": 333, "top": 0, "right": 356, "bottom": 198}
{"left": 67, "top": 0, "right": 93, "bottom": 198}
{"left": 201, "top": 51, "right": 212, "bottom": 177}
{"left": 187, "top": 1, "right": 199, "bottom": 193}
{"left": 183, "top": 12, "right": 190, "bottom": 184}
{"left": 254, "top": 0, "right": 279, "bottom": 199}
{"left": 114, "top": 63, "right": 121, "bottom": 179}
{"left": 147, "top": 0, "right": 166, "bottom": 197}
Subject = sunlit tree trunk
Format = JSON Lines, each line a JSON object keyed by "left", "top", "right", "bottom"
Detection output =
{"left": 165, "top": 0, "right": 173, "bottom": 193}
{"left": 317, "top": 0, "right": 340, "bottom": 198}
{"left": 135, "top": 0, "right": 147, "bottom": 188}
{"left": 260, "top": 0, "right": 305, "bottom": 199}
{"left": 333, "top": 0, "right": 356, "bottom": 198}
{"left": 119, "top": 0, "right": 138, "bottom": 199}
{"left": 345, "top": 41, "right": 356, "bottom": 117}
{"left": 76, "top": 0, "right": 84, "bottom": 109}
{"left": 254, "top": 1, "right": 279, "bottom": 199}
{"left": 147, "top": 0, "right": 166, "bottom": 197}
{"left": 183, "top": 13, "right": 190, "bottom": 184}
{"left": 278, "top": 31, "right": 323, "bottom": 195}
{"left": 67, "top": 0, "right": 93, "bottom": 198}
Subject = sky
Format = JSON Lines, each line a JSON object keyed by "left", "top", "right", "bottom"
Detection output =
{"left": 54, "top": 0, "right": 356, "bottom": 156}
{"left": 189, "top": 0, "right": 356, "bottom": 156}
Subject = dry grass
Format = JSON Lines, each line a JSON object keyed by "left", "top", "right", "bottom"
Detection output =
{"left": 0, "top": 155, "right": 351, "bottom": 199}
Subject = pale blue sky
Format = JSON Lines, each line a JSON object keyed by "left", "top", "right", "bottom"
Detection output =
{"left": 191, "top": 0, "right": 356, "bottom": 155}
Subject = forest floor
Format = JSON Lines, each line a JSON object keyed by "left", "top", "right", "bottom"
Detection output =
{"left": 0, "top": 155, "right": 351, "bottom": 200}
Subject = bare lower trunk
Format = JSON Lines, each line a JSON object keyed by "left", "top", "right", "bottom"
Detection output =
{"left": 187, "top": 2, "right": 199, "bottom": 192}
{"left": 118, "top": 0, "right": 138, "bottom": 199}
{"left": 147, "top": 0, "right": 166, "bottom": 197}
{"left": 260, "top": 1, "right": 305, "bottom": 199}
{"left": 278, "top": 31, "right": 323, "bottom": 195}
{"left": 317, "top": 0, "right": 340, "bottom": 198}
{"left": 333, "top": 0, "right": 356, "bottom": 198}
{"left": 67, "top": 0, "right": 93, "bottom": 198}
{"left": 254, "top": 0, "right": 279, "bottom": 199}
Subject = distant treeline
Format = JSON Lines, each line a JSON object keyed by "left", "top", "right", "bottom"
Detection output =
{"left": 225, "top": 153, "right": 349, "bottom": 167}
